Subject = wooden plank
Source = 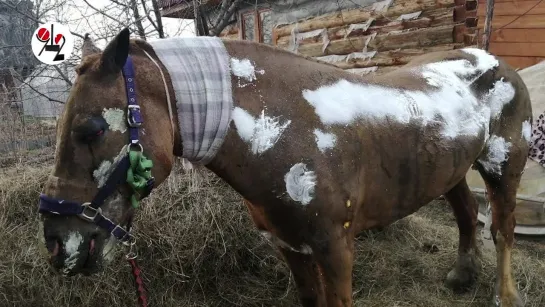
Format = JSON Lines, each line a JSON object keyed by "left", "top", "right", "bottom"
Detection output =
{"left": 288, "top": 25, "right": 454, "bottom": 57}
{"left": 477, "top": 1, "right": 545, "bottom": 16}
{"left": 478, "top": 0, "right": 529, "bottom": 3}
{"left": 319, "top": 44, "right": 462, "bottom": 69}
{"left": 489, "top": 42, "right": 545, "bottom": 56}
{"left": 274, "top": 0, "right": 454, "bottom": 38}
{"left": 368, "top": 25, "right": 455, "bottom": 52}
{"left": 500, "top": 56, "right": 545, "bottom": 69}
{"left": 478, "top": 14, "right": 545, "bottom": 28}
{"left": 490, "top": 28, "right": 545, "bottom": 42}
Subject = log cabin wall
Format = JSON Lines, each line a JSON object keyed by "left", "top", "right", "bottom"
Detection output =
{"left": 477, "top": 0, "right": 545, "bottom": 70}
{"left": 218, "top": 0, "right": 479, "bottom": 76}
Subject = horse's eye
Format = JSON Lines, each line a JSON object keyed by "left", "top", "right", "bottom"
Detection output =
{"left": 72, "top": 116, "right": 109, "bottom": 144}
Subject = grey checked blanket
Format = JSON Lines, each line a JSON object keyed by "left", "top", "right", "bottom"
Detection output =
{"left": 149, "top": 36, "right": 233, "bottom": 164}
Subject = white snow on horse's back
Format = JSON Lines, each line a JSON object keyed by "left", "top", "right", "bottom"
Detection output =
{"left": 232, "top": 107, "right": 256, "bottom": 141}
{"left": 284, "top": 163, "right": 317, "bottom": 205}
{"left": 486, "top": 78, "right": 515, "bottom": 117}
{"left": 302, "top": 48, "right": 503, "bottom": 140}
{"left": 479, "top": 135, "right": 512, "bottom": 176}
{"left": 302, "top": 78, "right": 488, "bottom": 139}
{"left": 230, "top": 58, "right": 264, "bottom": 82}
{"left": 461, "top": 48, "right": 499, "bottom": 73}
{"left": 314, "top": 129, "right": 337, "bottom": 152}
{"left": 231, "top": 107, "right": 291, "bottom": 154}
{"left": 522, "top": 120, "right": 532, "bottom": 142}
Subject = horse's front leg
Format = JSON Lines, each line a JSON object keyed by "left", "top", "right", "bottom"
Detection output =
{"left": 312, "top": 225, "right": 355, "bottom": 307}
{"left": 278, "top": 246, "right": 326, "bottom": 307}
{"left": 243, "top": 199, "right": 326, "bottom": 306}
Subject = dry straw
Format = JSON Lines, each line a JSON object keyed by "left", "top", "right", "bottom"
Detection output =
{"left": 0, "top": 154, "right": 544, "bottom": 307}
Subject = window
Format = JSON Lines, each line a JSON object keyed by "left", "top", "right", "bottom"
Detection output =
{"left": 240, "top": 8, "right": 273, "bottom": 45}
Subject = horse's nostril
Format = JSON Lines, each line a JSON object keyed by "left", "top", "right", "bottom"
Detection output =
{"left": 45, "top": 235, "right": 62, "bottom": 257}
{"left": 89, "top": 238, "right": 96, "bottom": 255}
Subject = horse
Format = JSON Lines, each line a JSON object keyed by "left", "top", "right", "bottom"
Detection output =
{"left": 38, "top": 28, "right": 532, "bottom": 307}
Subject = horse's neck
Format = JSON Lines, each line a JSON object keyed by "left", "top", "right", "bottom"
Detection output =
{"left": 150, "top": 36, "right": 234, "bottom": 164}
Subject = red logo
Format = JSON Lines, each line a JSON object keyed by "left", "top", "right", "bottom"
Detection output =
{"left": 31, "top": 23, "right": 74, "bottom": 65}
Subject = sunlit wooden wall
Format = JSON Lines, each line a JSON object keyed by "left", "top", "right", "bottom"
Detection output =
{"left": 478, "top": 0, "right": 545, "bottom": 69}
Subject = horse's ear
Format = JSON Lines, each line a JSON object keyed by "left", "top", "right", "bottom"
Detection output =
{"left": 82, "top": 33, "right": 102, "bottom": 58}
{"left": 100, "top": 28, "right": 130, "bottom": 74}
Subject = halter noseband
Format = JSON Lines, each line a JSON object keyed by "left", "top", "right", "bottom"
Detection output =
{"left": 38, "top": 56, "right": 155, "bottom": 244}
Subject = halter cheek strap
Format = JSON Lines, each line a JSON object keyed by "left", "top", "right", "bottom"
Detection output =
{"left": 38, "top": 55, "right": 155, "bottom": 244}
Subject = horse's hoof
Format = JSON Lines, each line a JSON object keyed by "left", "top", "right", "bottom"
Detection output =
{"left": 445, "top": 267, "right": 477, "bottom": 292}
{"left": 445, "top": 252, "right": 479, "bottom": 292}
{"left": 492, "top": 292, "right": 525, "bottom": 307}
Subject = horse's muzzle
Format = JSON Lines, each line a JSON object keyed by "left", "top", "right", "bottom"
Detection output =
{"left": 41, "top": 216, "right": 105, "bottom": 276}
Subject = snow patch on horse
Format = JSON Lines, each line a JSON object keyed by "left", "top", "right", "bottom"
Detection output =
{"left": 230, "top": 58, "right": 264, "bottom": 86}
{"left": 522, "top": 120, "right": 532, "bottom": 142}
{"left": 231, "top": 107, "right": 291, "bottom": 154}
{"left": 302, "top": 48, "right": 500, "bottom": 139}
{"left": 479, "top": 135, "right": 512, "bottom": 176}
{"left": 63, "top": 231, "right": 83, "bottom": 275}
{"left": 260, "top": 231, "right": 312, "bottom": 254}
{"left": 93, "top": 160, "right": 112, "bottom": 188}
{"left": 486, "top": 78, "right": 515, "bottom": 117}
{"left": 284, "top": 163, "right": 316, "bottom": 205}
{"left": 302, "top": 79, "right": 488, "bottom": 139}
{"left": 92, "top": 145, "right": 129, "bottom": 188}
{"left": 461, "top": 48, "right": 499, "bottom": 72}
{"left": 102, "top": 236, "right": 117, "bottom": 263}
{"left": 102, "top": 108, "right": 127, "bottom": 133}
{"left": 314, "top": 129, "right": 337, "bottom": 152}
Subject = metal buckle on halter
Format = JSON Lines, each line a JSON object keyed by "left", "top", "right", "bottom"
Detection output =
{"left": 78, "top": 203, "right": 102, "bottom": 222}
{"left": 121, "top": 233, "right": 136, "bottom": 247}
{"left": 127, "top": 105, "right": 143, "bottom": 128}
{"left": 112, "top": 224, "right": 132, "bottom": 242}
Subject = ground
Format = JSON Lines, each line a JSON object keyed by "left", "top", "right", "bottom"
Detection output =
{"left": 0, "top": 148, "right": 544, "bottom": 307}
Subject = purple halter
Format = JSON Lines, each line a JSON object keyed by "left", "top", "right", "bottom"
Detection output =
{"left": 38, "top": 56, "right": 154, "bottom": 244}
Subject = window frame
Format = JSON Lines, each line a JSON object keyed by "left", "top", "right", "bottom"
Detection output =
{"left": 239, "top": 7, "right": 272, "bottom": 44}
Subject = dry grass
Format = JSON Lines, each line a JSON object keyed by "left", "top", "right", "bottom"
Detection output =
{"left": 0, "top": 105, "right": 56, "bottom": 167}
{"left": 0, "top": 154, "right": 544, "bottom": 307}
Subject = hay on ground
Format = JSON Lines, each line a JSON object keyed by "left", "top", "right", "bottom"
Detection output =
{"left": 0, "top": 157, "right": 544, "bottom": 307}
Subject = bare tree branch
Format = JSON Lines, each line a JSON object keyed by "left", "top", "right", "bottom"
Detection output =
{"left": 109, "top": 0, "right": 129, "bottom": 8}
{"left": 14, "top": 75, "right": 66, "bottom": 105}
{"left": 0, "top": 45, "right": 30, "bottom": 50}
{"left": 213, "top": 0, "right": 231, "bottom": 30}
{"left": 2, "top": 0, "right": 85, "bottom": 39}
{"left": 210, "top": 0, "right": 242, "bottom": 36}
{"left": 129, "top": 0, "right": 147, "bottom": 39}
{"left": 52, "top": 66, "right": 73, "bottom": 87}
{"left": 150, "top": 0, "right": 165, "bottom": 38}
{"left": 139, "top": 0, "right": 159, "bottom": 35}
{"left": 82, "top": 0, "right": 129, "bottom": 27}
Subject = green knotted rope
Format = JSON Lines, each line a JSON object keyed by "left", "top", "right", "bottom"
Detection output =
{"left": 126, "top": 148, "right": 154, "bottom": 208}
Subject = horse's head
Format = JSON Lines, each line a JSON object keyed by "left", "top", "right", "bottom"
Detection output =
{"left": 39, "top": 28, "right": 178, "bottom": 276}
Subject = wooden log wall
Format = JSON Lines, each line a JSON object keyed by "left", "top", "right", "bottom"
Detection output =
{"left": 219, "top": 0, "right": 479, "bottom": 76}
{"left": 477, "top": 0, "right": 545, "bottom": 70}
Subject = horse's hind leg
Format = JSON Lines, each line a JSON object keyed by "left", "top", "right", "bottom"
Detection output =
{"left": 477, "top": 135, "right": 528, "bottom": 307}
{"left": 444, "top": 177, "right": 481, "bottom": 291}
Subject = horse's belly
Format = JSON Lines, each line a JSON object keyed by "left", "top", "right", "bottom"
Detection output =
{"left": 354, "top": 127, "right": 484, "bottom": 229}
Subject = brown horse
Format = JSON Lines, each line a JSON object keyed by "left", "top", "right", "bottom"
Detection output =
{"left": 38, "top": 28, "right": 532, "bottom": 307}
